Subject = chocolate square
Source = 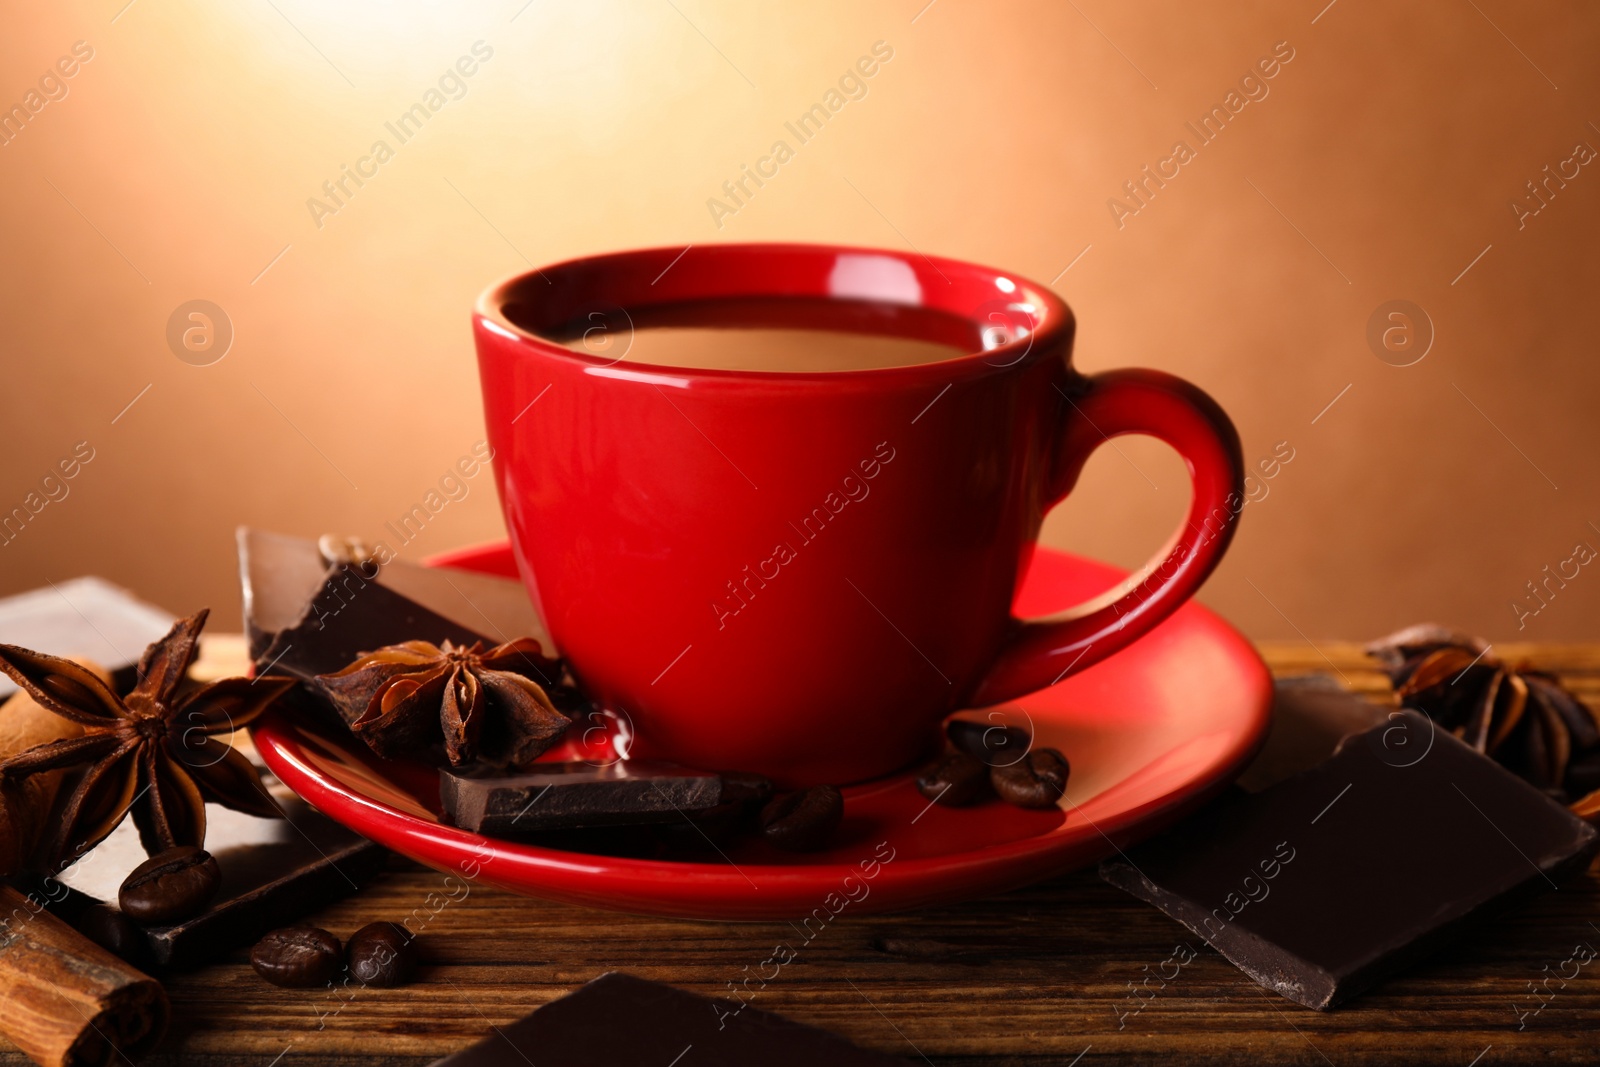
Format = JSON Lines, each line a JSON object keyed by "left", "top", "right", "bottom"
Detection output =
{"left": 238, "top": 527, "right": 555, "bottom": 683}
{"left": 439, "top": 761, "right": 727, "bottom": 834}
{"left": 429, "top": 971, "right": 905, "bottom": 1066}
{"left": 1101, "top": 711, "right": 1600, "bottom": 1009}
{"left": 52, "top": 787, "right": 386, "bottom": 969}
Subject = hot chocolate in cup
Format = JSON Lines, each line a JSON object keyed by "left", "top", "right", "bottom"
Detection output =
{"left": 474, "top": 243, "right": 1243, "bottom": 787}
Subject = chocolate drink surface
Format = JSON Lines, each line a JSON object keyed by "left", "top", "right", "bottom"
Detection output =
{"left": 527, "top": 295, "right": 980, "bottom": 373}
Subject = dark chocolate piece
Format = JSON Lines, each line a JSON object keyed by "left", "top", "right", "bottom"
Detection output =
{"left": 1235, "top": 675, "right": 1390, "bottom": 793}
{"left": 238, "top": 527, "right": 555, "bottom": 683}
{"left": 52, "top": 791, "right": 386, "bottom": 969}
{"left": 73, "top": 903, "right": 152, "bottom": 968}
{"left": 145, "top": 794, "right": 386, "bottom": 969}
{"left": 428, "top": 971, "right": 906, "bottom": 1066}
{"left": 440, "top": 761, "right": 729, "bottom": 834}
{"left": 1101, "top": 711, "right": 1600, "bottom": 1009}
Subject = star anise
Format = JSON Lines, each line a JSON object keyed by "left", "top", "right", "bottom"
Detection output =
{"left": 0, "top": 609, "right": 294, "bottom": 866}
{"left": 314, "top": 638, "right": 570, "bottom": 768}
{"left": 1367, "top": 623, "right": 1600, "bottom": 805}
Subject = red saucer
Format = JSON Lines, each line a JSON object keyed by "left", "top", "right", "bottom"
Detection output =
{"left": 252, "top": 544, "right": 1271, "bottom": 919}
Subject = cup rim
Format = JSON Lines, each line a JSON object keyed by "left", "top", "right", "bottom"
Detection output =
{"left": 473, "top": 241, "right": 1075, "bottom": 383}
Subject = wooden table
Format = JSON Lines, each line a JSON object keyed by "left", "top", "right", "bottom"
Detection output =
{"left": 11, "top": 642, "right": 1599, "bottom": 1065}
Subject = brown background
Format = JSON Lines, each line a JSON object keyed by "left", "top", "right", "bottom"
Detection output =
{"left": 2, "top": 0, "right": 1598, "bottom": 644}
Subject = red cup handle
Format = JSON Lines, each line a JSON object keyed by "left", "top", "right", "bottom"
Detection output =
{"left": 970, "top": 368, "right": 1245, "bottom": 706}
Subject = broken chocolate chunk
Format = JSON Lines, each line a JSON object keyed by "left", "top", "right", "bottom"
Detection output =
{"left": 45, "top": 789, "right": 386, "bottom": 969}
{"left": 440, "top": 761, "right": 735, "bottom": 835}
{"left": 238, "top": 527, "right": 556, "bottom": 685}
{"left": 427, "top": 971, "right": 906, "bottom": 1066}
{"left": 1101, "top": 711, "right": 1600, "bottom": 1010}
{"left": 1234, "top": 675, "right": 1389, "bottom": 794}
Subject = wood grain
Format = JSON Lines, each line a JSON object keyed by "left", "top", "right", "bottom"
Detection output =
{"left": 4, "top": 641, "right": 1596, "bottom": 1066}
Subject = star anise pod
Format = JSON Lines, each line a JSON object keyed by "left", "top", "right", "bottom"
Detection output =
{"left": 314, "top": 638, "right": 570, "bottom": 768}
{"left": 0, "top": 609, "right": 294, "bottom": 866}
{"left": 1367, "top": 624, "right": 1600, "bottom": 804}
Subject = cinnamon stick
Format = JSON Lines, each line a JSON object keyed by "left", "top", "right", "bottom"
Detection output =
{"left": 0, "top": 883, "right": 168, "bottom": 1066}
{"left": 0, "top": 664, "right": 168, "bottom": 1064}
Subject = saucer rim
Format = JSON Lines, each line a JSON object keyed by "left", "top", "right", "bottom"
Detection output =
{"left": 251, "top": 543, "right": 1272, "bottom": 915}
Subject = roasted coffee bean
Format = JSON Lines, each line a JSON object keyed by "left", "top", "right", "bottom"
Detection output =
{"left": 346, "top": 921, "right": 417, "bottom": 987}
{"left": 916, "top": 752, "right": 991, "bottom": 806}
{"left": 991, "top": 748, "right": 1070, "bottom": 808}
{"left": 74, "top": 904, "right": 151, "bottom": 967}
{"left": 759, "top": 785, "right": 843, "bottom": 852}
{"left": 251, "top": 926, "right": 343, "bottom": 988}
{"left": 118, "top": 846, "right": 220, "bottom": 925}
{"left": 947, "top": 718, "right": 1032, "bottom": 767}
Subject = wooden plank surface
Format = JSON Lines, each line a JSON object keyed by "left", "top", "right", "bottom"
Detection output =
{"left": 8, "top": 640, "right": 1598, "bottom": 1065}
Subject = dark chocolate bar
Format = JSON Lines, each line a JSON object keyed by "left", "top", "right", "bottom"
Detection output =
{"left": 1234, "top": 675, "right": 1391, "bottom": 793}
{"left": 440, "top": 761, "right": 732, "bottom": 834}
{"left": 1101, "top": 710, "right": 1599, "bottom": 1009}
{"left": 146, "top": 794, "right": 386, "bottom": 968}
{"left": 238, "top": 527, "right": 555, "bottom": 682}
{"left": 53, "top": 789, "right": 386, "bottom": 969}
{"left": 428, "top": 971, "right": 906, "bottom": 1066}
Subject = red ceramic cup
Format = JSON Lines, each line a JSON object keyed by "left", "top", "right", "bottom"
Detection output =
{"left": 474, "top": 243, "right": 1244, "bottom": 787}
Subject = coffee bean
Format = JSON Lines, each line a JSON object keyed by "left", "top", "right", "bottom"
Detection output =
{"left": 948, "top": 719, "right": 1032, "bottom": 767}
{"left": 916, "top": 752, "right": 991, "bottom": 806}
{"left": 760, "top": 785, "right": 843, "bottom": 852}
{"left": 990, "top": 748, "right": 1070, "bottom": 808}
{"left": 251, "top": 926, "right": 343, "bottom": 988}
{"left": 118, "top": 846, "right": 220, "bottom": 925}
{"left": 73, "top": 904, "right": 151, "bottom": 967}
{"left": 346, "top": 921, "right": 417, "bottom": 987}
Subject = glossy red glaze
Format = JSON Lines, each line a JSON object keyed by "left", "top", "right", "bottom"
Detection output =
{"left": 252, "top": 544, "right": 1272, "bottom": 921}
{"left": 473, "top": 243, "right": 1244, "bottom": 786}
